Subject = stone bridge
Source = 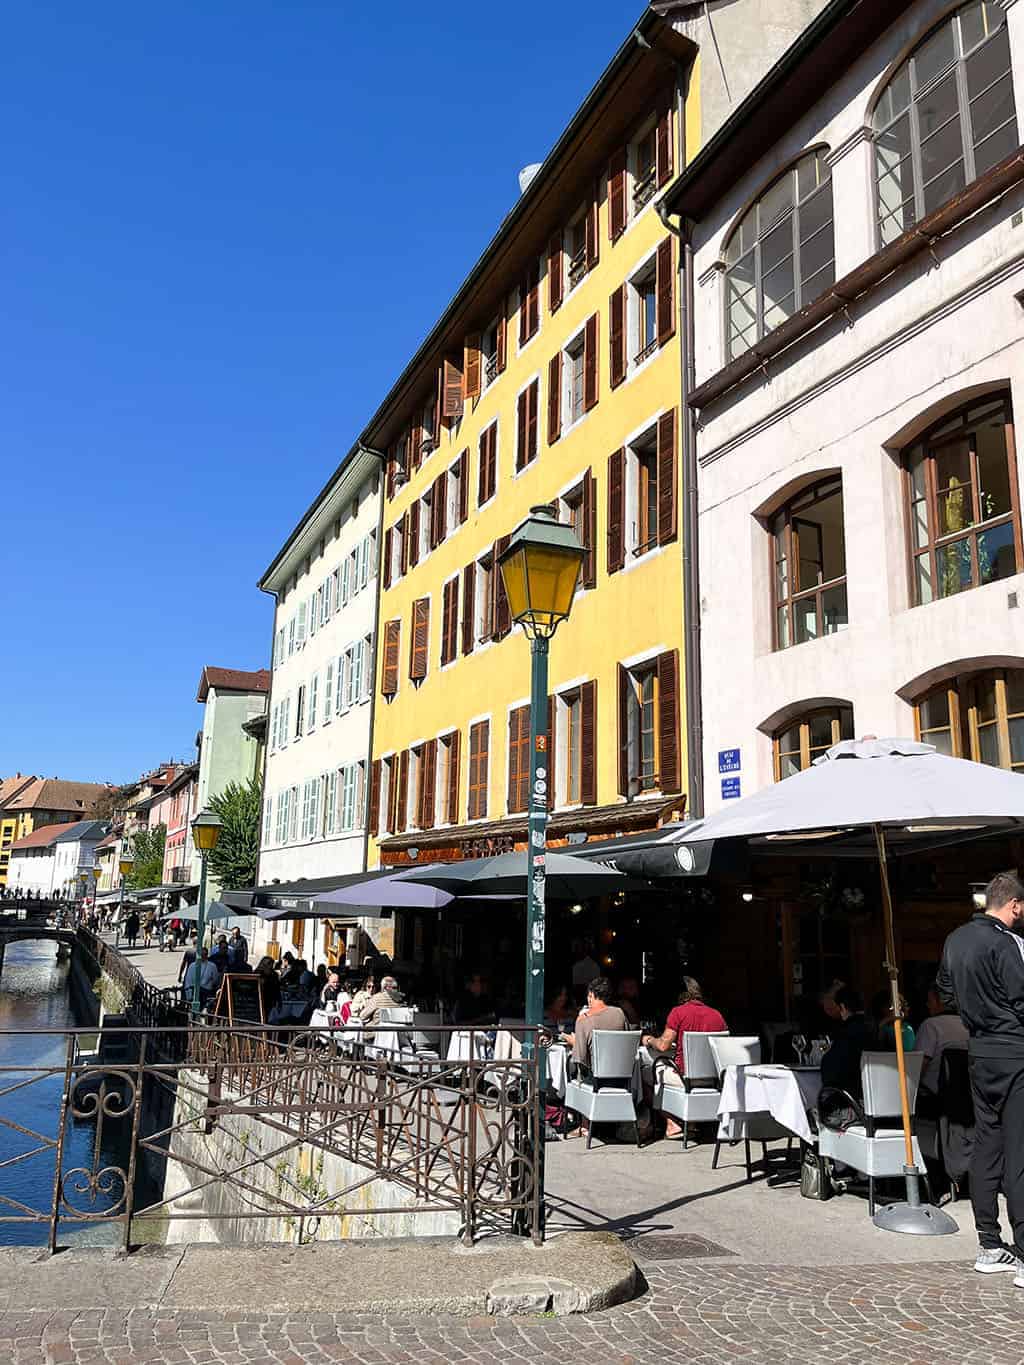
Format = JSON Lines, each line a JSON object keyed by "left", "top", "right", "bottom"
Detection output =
{"left": 0, "top": 908, "right": 76, "bottom": 976}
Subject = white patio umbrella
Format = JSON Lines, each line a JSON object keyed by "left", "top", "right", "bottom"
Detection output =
{"left": 656, "top": 737, "right": 1024, "bottom": 1236}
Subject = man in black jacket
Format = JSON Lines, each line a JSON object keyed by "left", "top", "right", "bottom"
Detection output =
{"left": 938, "top": 870, "right": 1024, "bottom": 1279}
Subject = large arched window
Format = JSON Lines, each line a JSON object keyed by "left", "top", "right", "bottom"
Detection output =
{"left": 724, "top": 149, "right": 835, "bottom": 361}
{"left": 905, "top": 392, "right": 1020, "bottom": 605}
{"left": 772, "top": 476, "right": 848, "bottom": 650}
{"left": 915, "top": 667, "right": 1024, "bottom": 770}
{"left": 873, "top": 2, "right": 1018, "bottom": 246}
{"left": 773, "top": 705, "right": 854, "bottom": 780}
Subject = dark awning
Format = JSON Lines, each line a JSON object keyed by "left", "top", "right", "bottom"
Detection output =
{"left": 223, "top": 871, "right": 395, "bottom": 917}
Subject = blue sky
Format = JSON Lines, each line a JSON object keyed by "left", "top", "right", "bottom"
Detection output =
{"left": 0, "top": 1, "right": 638, "bottom": 784}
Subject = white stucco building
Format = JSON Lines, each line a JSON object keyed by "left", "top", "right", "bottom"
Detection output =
{"left": 8, "top": 819, "right": 107, "bottom": 899}
{"left": 251, "top": 446, "right": 382, "bottom": 964}
{"left": 663, "top": 0, "right": 1024, "bottom": 811}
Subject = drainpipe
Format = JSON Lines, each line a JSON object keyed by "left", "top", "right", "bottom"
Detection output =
{"left": 357, "top": 445, "right": 388, "bottom": 875}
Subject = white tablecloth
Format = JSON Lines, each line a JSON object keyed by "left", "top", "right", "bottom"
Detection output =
{"left": 717, "top": 1065, "right": 822, "bottom": 1144}
{"left": 446, "top": 1030, "right": 492, "bottom": 1062}
{"left": 308, "top": 1009, "right": 362, "bottom": 1046}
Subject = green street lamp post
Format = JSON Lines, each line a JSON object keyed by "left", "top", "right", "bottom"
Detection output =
{"left": 190, "top": 809, "right": 223, "bottom": 1019}
{"left": 117, "top": 852, "right": 134, "bottom": 948}
{"left": 498, "top": 507, "right": 584, "bottom": 1051}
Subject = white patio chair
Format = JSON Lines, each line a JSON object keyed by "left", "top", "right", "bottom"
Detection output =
{"left": 708, "top": 1034, "right": 791, "bottom": 1181}
{"left": 653, "top": 1030, "right": 729, "bottom": 1147}
{"left": 818, "top": 1050, "right": 926, "bottom": 1215}
{"left": 564, "top": 1029, "right": 642, "bottom": 1149}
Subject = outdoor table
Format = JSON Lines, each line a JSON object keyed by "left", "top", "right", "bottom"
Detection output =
{"left": 546, "top": 1042, "right": 569, "bottom": 1099}
{"left": 309, "top": 1008, "right": 361, "bottom": 1042}
{"left": 446, "top": 1029, "right": 493, "bottom": 1063}
{"left": 717, "top": 1064, "right": 822, "bottom": 1144}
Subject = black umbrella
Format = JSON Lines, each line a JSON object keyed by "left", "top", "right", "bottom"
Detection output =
{"left": 396, "top": 849, "right": 630, "bottom": 899}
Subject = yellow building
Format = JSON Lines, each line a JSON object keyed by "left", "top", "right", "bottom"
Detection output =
{"left": 366, "top": 12, "right": 698, "bottom": 877}
{"left": 0, "top": 776, "right": 113, "bottom": 886}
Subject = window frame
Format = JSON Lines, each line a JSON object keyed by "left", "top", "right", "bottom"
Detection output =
{"left": 625, "top": 424, "right": 660, "bottom": 562}
{"left": 771, "top": 475, "right": 849, "bottom": 651}
{"left": 913, "top": 668, "right": 1024, "bottom": 771}
{"left": 773, "top": 705, "right": 854, "bottom": 780}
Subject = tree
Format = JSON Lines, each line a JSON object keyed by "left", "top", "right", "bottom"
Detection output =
{"left": 127, "top": 824, "right": 166, "bottom": 890}
{"left": 207, "top": 778, "right": 261, "bottom": 892}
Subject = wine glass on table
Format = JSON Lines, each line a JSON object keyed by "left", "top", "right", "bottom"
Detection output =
{"left": 792, "top": 1034, "right": 807, "bottom": 1066}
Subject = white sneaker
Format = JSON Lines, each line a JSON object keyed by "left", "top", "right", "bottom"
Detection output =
{"left": 975, "top": 1246, "right": 1018, "bottom": 1273}
{"left": 1015, "top": 1266, "right": 1024, "bottom": 1290}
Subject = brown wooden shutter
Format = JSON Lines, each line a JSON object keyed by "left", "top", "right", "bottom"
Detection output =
{"left": 409, "top": 598, "right": 430, "bottom": 681}
{"left": 656, "top": 101, "right": 673, "bottom": 188}
{"left": 458, "top": 449, "right": 469, "bottom": 523}
{"left": 548, "top": 230, "right": 563, "bottom": 313}
{"left": 369, "top": 759, "right": 382, "bottom": 836}
{"left": 464, "top": 333, "right": 481, "bottom": 402}
{"left": 607, "top": 448, "right": 625, "bottom": 574}
{"left": 381, "top": 620, "right": 401, "bottom": 696}
{"left": 399, "top": 512, "right": 409, "bottom": 576}
{"left": 382, "top": 528, "right": 393, "bottom": 590}
{"left": 396, "top": 750, "right": 409, "bottom": 833}
{"left": 582, "top": 468, "right": 597, "bottom": 589}
{"left": 608, "top": 148, "right": 627, "bottom": 241}
{"left": 447, "top": 730, "right": 461, "bottom": 824}
{"left": 508, "top": 705, "right": 529, "bottom": 813}
{"left": 477, "top": 429, "right": 489, "bottom": 505}
{"left": 657, "top": 650, "right": 681, "bottom": 793}
{"left": 617, "top": 664, "right": 630, "bottom": 796}
{"left": 519, "top": 262, "right": 539, "bottom": 346}
{"left": 433, "top": 470, "right": 448, "bottom": 547}
{"left": 386, "top": 456, "right": 396, "bottom": 501}
{"left": 496, "top": 297, "right": 507, "bottom": 374}
{"left": 461, "top": 562, "right": 476, "bottom": 655}
{"left": 580, "top": 679, "right": 597, "bottom": 805}
{"left": 516, "top": 389, "right": 528, "bottom": 471}
{"left": 420, "top": 739, "right": 437, "bottom": 829}
{"left": 657, "top": 409, "right": 678, "bottom": 546}
{"left": 441, "top": 577, "right": 458, "bottom": 665}
{"left": 493, "top": 535, "right": 512, "bottom": 638}
{"left": 527, "top": 379, "right": 538, "bottom": 462}
{"left": 583, "top": 314, "right": 599, "bottom": 412}
{"left": 609, "top": 284, "right": 626, "bottom": 389}
{"left": 409, "top": 421, "right": 422, "bottom": 473}
{"left": 468, "top": 720, "right": 489, "bottom": 820}
{"left": 547, "top": 353, "right": 561, "bottom": 444}
{"left": 585, "top": 186, "right": 599, "bottom": 271}
{"left": 656, "top": 236, "right": 675, "bottom": 346}
{"left": 442, "top": 357, "right": 464, "bottom": 419}
{"left": 408, "top": 501, "right": 420, "bottom": 569}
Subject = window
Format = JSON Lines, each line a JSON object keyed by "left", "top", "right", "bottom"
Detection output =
{"left": 322, "top": 572, "right": 333, "bottom": 624}
{"left": 567, "top": 210, "right": 588, "bottom": 291}
{"left": 618, "top": 651, "right": 681, "bottom": 797}
{"left": 262, "top": 797, "right": 273, "bottom": 845}
{"left": 564, "top": 691, "right": 582, "bottom": 804}
{"left": 339, "top": 763, "right": 363, "bottom": 830}
{"left": 482, "top": 315, "right": 503, "bottom": 388}
{"left": 275, "top": 789, "right": 290, "bottom": 844}
{"left": 287, "top": 617, "right": 296, "bottom": 657}
{"left": 608, "top": 414, "right": 677, "bottom": 572}
{"left": 367, "top": 528, "right": 378, "bottom": 582}
{"left": 476, "top": 551, "right": 494, "bottom": 643}
{"left": 633, "top": 123, "right": 657, "bottom": 211}
{"left": 296, "top": 599, "right": 307, "bottom": 648}
{"left": 324, "top": 770, "right": 338, "bottom": 835}
{"left": 906, "top": 394, "right": 1020, "bottom": 604}
{"left": 773, "top": 706, "right": 854, "bottom": 779}
{"left": 725, "top": 149, "right": 835, "bottom": 360}
{"left": 436, "top": 731, "right": 459, "bottom": 825}
{"left": 914, "top": 668, "right": 1024, "bottom": 770}
{"left": 519, "top": 260, "right": 540, "bottom": 347}
{"left": 772, "top": 477, "right": 848, "bottom": 649}
{"left": 288, "top": 785, "right": 299, "bottom": 842}
{"left": 507, "top": 705, "right": 531, "bottom": 813}
{"left": 874, "top": 3, "right": 1017, "bottom": 246}
{"left": 441, "top": 577, "right": 459, "bottom": 666}
{"left": 275, "top": 628, "right": 285, "bottom": 669}
{"left": 361, "top": 636, "right": 372, "bottom": 701}
{"left": 308, "top": 674, "right": 319, "bottom": 732}
{"left": 559, "top": 472, "right": 596, "bottom": 589}
{"left": 419, "top": 489, "right": 433, "bottom": 561}
{"left": 447, "top": 455, "right": 465, "bottom": 529}
{"left": 567, "top": 337, "right": 586, "bottom": 426}
{"left": 323, "top": 662, "right": 334, "bottom": 723}
{"left": 294, "top": 685, "right": 306, "bottom": 739}
{"left": 410, "top": 598, "right": 430, "bottom": 681}
{"left": 468, "top": 720, "right": 490, "bottom": 820}
{"left": 634, "top": 262, "right": 658, "bottom": 366}
{"left": 478, "top": 422, "right": 498, "bottom": 506}
{"left": 309, "top": 588, "right": 320, "bottom": 638}
{"left": 381, "top": 620, "right": 401, "bottom": 697}
{"left": 516, "top": 379, "right": 539, "bottom": 470}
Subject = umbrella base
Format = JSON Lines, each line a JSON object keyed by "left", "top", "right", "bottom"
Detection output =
{"left": 873, "top": 1201, "right": 959, "bottom": 1235}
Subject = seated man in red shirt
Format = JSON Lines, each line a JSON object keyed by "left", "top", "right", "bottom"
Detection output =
{"left": 642, "top": 978, "right": 727, "bottom": 1138}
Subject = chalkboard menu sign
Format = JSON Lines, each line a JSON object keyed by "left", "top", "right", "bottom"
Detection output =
{"left": 213, "top": 973, "right": 265, "bottom": 1025}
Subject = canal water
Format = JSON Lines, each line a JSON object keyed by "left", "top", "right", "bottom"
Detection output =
{"left": 0, "top": 939, "right": 124, "bottom": 1246}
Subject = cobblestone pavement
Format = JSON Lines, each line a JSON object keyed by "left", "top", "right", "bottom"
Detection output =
{"left": 5, "top": 1259, "right": 1024, "bottom": 1365}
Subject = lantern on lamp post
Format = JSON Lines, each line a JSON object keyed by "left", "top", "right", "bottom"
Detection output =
{"left": 190, "top": 809, "right": 223, "bottom": 1018}
{"left": 498, "top": 506, "right": 584, "bottom": 1048}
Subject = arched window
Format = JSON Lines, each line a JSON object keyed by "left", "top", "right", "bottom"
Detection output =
{"left": 771, "top": 476, "right": 848, "bottom": 650}
{"left": 724, "top": 149, "right": 835, "bottom": 361}
{"left": 905, "top": 392, "right": 1020, "bottom": 604}
{"left": 873, "top": 2, "right": 1017, "bottom": 246}
{"left": 915, "top": 668, "right": 1024, "bottom": 770}
{"left": 773, "top": 705, "right": 854, "bottom": 780}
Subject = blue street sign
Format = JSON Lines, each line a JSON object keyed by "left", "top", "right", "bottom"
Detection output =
{"left": 718, "top": 749, "right": 741, "bottom": 773}
{"left": 721, "top": 776, "right": 741, "bottom": 800}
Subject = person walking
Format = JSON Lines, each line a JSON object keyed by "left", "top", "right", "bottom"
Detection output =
{"left": 938, "top": 871, "right": 1024, "bottom": 1281}
{"left": 124, "top": 910, "right": 140, "bottom": 949}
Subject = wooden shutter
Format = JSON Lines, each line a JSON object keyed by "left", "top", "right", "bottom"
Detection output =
{"left": 496, "top": 297, "right": 507, "bottom": 374}
{"left": 583, "top": 314, "right": 599, "bottom": 412}
{"left": 386, "top": 756, "right": 399, "bottom": 833}
{"left": 386, "top": 455, "right": 396, "bottom": 501}
{"left": 548, "top": 230, "right": 563, "bottom": 313}
{"left": 527, "top": 379, "right": 538, "bottom": 462}
{"left": 432, "top": 471, "right": 448, "bottom": 547}
{"left": 657, "top": 650, "right": 681, "bottom": 793}
{"left": 396, "top": 750, "right": 409, "bottom": 833}
{"left": 409, "top": 598, "right": 430, "bottom": 681}
{"left": 656, "top": 101, "right": 673, "bottom": 188}
{"left": 464, "top": 333, "right": 481, "bottom": 402}
{"left": 657, "top": 409, "right": 678, "bottom": 546}
{"left": 516, "top": 389, "right": 528, "bottom": 471}
{"left": 608, "top": 148, "right": 627, "bottom": 241}
{"left": 408, "top": 501, "right": 420, "bottom": 569}
{"left": 547, "top": 353, "right": 561, "bottom": 444}
{"left": 381, "top": 620, "right": 401, "bottom": 696}
{"left": 382, "top": 527, "right": 393, "bottom": 590}
{"left": 585, "top": 186, "right": 599, "bottom": 271}
{"left": 580, "top": 679, "right": 597, "bottom": 805}
{"left": 609, "top": 284, "right": 626, "bottom": 389}
{"left": 656, "top": 236, "right": 675, "bottom": 346}
{"left": 441, "top": 357, "right": 464, "bottom": 419}
{"left": 519, "top": 261, "right": 539, "bottom": 345}
{"left": 617, "top": 664, "right": 631, "bottom": 796}
{"left": 582, "top": 468, "right": 597, "bottom": 589}
{"left": 441, "top": 578, "right": 459, "bottom": 665}
{"left": 461, "top": 562, "right": 476, "bottom": 655}
{"left": 399, "top": 512, "right": 409, "bottom": 575}
{"left": 607, "top": 448, "right": 625, "bottom": 574}
{"left": 493, "top": 535, "right": 512, "bottom": 638}
{"left": 447, "top": 730, "right": 461, "bottom": 824}
{"left": 458, "top": 449, "right": 469, "bottom": 523}
{"left": 468, "top": 720, "right": 489, "bottom": 820}
{"left": 478, "top": 428, "right": 489, "bottom": 505}
{"left": 369, "top": 759, "right": 382, "bottom": 835}
{"left": 508, "top": 705, "right": 529, "bottom": 813}
{"left": 409, "top": 420, "right": 422, "bottom": 473}
{"left": 420, "top": 739, "right": 437, "bottom": 829}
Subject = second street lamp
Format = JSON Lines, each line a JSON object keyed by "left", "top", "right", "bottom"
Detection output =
{"left": 498, "top": 506, "right": 584, "bottom": 1051}
{"left": 190, "top": 809, "right": 223, "bottom": 1019}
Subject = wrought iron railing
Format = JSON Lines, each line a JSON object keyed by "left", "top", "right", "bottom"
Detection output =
{"left": 74, "top": 926, "right": 188, "bottom": 1049}
{"left": 0, "top": 1025, "right": 543, "bottom": 1252}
